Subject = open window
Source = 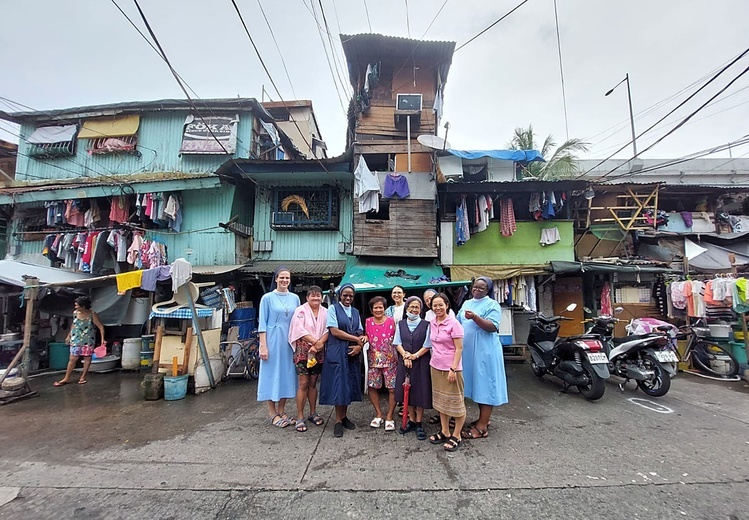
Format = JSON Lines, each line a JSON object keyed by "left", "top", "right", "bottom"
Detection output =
{"left": 271, "top": 187, "right": 339, "bottom": 230}
{"left": 79, "top": 115, "right": 140, "bottom": 155}
{"left": 26, "top": 124, "right": 77, "bottom": 158}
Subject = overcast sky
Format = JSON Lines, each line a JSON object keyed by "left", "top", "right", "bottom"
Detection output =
{"left": 1, "top": 0, "right": 748, "bottom": 163}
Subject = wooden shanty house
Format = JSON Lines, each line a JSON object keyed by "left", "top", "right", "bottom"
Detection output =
{"left": 341, "top": 33, "right": 455, "bottom": 259}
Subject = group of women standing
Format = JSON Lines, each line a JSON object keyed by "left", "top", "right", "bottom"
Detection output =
{"left": 256, "top": 268, "right": 508, "bottom": 452}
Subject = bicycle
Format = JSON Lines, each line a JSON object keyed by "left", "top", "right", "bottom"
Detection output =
{"left": 220, "top": 331, "right": 259, "bottom": 381}
{"left": 673, "top": 324, "right": 740, "bottom": 379}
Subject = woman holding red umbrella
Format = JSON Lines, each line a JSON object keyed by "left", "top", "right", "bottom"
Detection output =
{"left": 394, "top": 296, "right": 432, "bottom": 441}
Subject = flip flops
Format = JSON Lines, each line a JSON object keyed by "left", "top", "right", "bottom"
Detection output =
{"left": 53, "top": 380, "right": 69, "bottom": 387}
{"left": 384, "top": 420, "right": 396, "bottom": 432}
{"left": 295, "top": 419, "right": 307, "bottom": 432}
{"left": 370, "top": 417, "right": 384, "bottom": 428}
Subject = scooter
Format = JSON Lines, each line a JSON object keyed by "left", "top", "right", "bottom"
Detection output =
{"left": 585, "top": 310, "right": 677, "bottom": 397}
{"left": 527, "top": 303, "right": 610, "bottom": 401}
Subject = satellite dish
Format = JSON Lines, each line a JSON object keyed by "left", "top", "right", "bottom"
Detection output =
{"left": 417, "top": 134, "right": 450, "bottom": 150}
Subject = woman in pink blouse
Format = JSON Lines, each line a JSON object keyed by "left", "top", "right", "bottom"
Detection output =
{"left": 427, "top": 293, "right": 465, "bottom": 452}
{"left": 365, "top": 296, "right": 398, "bottom": 431}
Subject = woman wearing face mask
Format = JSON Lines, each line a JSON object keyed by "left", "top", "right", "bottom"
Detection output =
{"left": 385, "top": 285, "right": 406, "bottom": 324}
{"left": 365, "top": 296, "right": 397, "bottom": 431}
{"left": 319, "top": 283, "right": 367, "bottom": 438}
{"left": 427, "top": 293, "right": 465, "bottom": 452}
{"left": 258, "top": 267, "right": 300, "bottom": 428}
{"left": 457, "top": 276, "right": 507, "bottom": 440}
{"left": 394, "top": 296, "right": 432, "bottom": 441}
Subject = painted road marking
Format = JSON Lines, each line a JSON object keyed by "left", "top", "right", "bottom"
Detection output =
{"left": 627, "top": 397, "right": 674, "bottom": 414}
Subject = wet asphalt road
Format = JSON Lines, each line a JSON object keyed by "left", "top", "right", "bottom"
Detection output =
{"left": 0, "top": 364, "right": 747, "bottom": 519}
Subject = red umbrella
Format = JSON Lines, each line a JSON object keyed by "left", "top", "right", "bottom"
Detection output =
{"left": 401, "top": 370, "right": 411, "bottom": 430}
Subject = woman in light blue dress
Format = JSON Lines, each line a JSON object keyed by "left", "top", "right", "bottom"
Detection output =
{"left": 257, "top": 267, "right": 300, "bottom": 428}
{"left": 457, "top": 276, "right": 508, "bottom": 440}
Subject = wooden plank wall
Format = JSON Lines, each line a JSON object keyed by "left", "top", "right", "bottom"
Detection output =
{"left": 353, "top": 199, "right": 437, "bottom": 257}
{"left": 356, "top": 104, "right": 436, "bottom": 138}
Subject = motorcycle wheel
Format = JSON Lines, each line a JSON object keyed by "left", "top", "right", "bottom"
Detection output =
{"left": 577, "top": 363, "right": 605, "bottom": 401}
{"left": 531, "top": 359, "right": 544, "bottom": 378}
{"left": 637, "top": 354, "right": 671, "bottom": 397}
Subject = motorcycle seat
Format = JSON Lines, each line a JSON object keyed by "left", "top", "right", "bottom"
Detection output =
{"left": 612, "top": 334, "right": 652, "bottom": 345}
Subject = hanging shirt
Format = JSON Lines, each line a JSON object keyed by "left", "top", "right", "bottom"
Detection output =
{"left": 353, "top": 156, "right": 380, "bottom": 213}
{"left": 171, "top": 258, "right": 192, "bottom": 292}
{"left": 500, "top": 198, "right": 516, "bottom": 237}
{"left": 455, "top": 195, "right": 470, "bottom": 246}
{"left": 109, "top": 196, "right": 130, "bottom": 224}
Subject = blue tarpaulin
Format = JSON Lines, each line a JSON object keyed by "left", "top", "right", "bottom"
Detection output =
{"left": 445, "top": 149, "right": 545, "bottom": 163}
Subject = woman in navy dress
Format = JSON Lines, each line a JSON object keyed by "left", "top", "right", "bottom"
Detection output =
{"left": 319, "top": 283, "right": 367, "bottom": 438}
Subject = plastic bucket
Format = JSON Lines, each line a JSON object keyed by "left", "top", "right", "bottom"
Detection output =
{"left": 49, "top": 342, "right": 69, "bottom": 370}
{"left": 229, "top": 307, "right": 257, "bottom": 340}
{"left": 164, "top": 374, "right": 189, "bottom": 401}
{"left": 140, "top": 350, "right": 154, "bottom": 370}
{"left": 141, "top": 334, "right": 156, "bottom": 351}
{"left": 122, "top": 338, "right": 142, "bottom": 370}
{"left": 730, "top": 341, "right": 748, "bottom": 365}
{"left": 142, "top": 373, "right": 164, "bottom": 400}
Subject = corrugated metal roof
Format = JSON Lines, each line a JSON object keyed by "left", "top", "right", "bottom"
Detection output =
{"left": 240, "top": 260, "right": 346, "bottom": 276}
{"left": 0, "top": 98, "right": 274, "bottom": 124}
{"left": 192, "top": 264, "right": 245, "bottom": 275}
{"left": 340, "top": 33, "right": 455, "bottom": 86}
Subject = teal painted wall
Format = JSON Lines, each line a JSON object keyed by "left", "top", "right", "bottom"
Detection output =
{"left": 15, "top": 111, "right": 255, "bottom": 181}
{"left": 253, "top": 179, "right": 352, "bottom": 262}
{"left": 452, "top": 220, "right": 575, "bottom": 265}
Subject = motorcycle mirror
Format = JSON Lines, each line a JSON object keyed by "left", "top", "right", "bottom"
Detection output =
{"left": 565, "top": 303, "right": 577, "bottom": 312}
{"left": 614, "top": 307, "right": 624, "bottom": 314}
{"left": 522, "top": 305, "right": 532, "bottom": 312}
{"left": 583, "top": 307, "right": 592, "bottom": 314}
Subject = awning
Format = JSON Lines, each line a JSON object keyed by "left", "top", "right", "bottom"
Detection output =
{"left": 191, "top": 264, "right": 245, "bottom": 276}
{"left": 78, "top": 115, "right": 140, "bottom": 139}
{"left": 26, "top": 125, "right": 77, "bottom": 144}
{"left": 449, "top": 264, "right": 550, "bottom": 281}
{"left": 444, "top": 149, "right": 545, "bottom": 163}
{"left": 340, "top": 257, "right": 470, "bottom": 293}
{"left": 240, "top": 260, "right": 346, "bottom": 277}
{"left": 639, "top": 238, "right": 749, "bottom": 273}
{"left": 550, "top": 261, "right": 672, "bottom": 275}
{"left": 0, "top": 260, "right": 94, "bottom": 287}
{"left": 0, "top": 173, "right": 221, "bottom": 204}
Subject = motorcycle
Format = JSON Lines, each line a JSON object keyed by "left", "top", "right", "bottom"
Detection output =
{"left": 585, "top": 309, "right": 678, "bottom": 398}
{"left": 527, "top": 303, "right": 610, "bottom": 401}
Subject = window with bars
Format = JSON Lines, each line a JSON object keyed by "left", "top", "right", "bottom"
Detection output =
{"left": 271, "top": 187, "right": 339, "bottom": 230}
{"left": 87, "top": 135, "right": 138, "bottom": 155}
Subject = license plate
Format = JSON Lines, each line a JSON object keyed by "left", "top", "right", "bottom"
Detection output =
{"left": 654, "top": 351, "right": 678, "bottom": 363}
{"left": 587, "top": 352, "right": 609, "bottom": 364}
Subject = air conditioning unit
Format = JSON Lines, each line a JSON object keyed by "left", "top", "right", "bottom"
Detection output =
{"left": 272, "top": 212, "right": 295, "bottom": 226}
{"left": 396, "top": 93, "right": 422, "bottom": 112}
{"left": 394, "top": 93, "right": 422, "bottom": 129}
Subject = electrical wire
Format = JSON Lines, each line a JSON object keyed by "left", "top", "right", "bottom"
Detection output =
{"left": 256, "top": 0, "right": 298, "bottom": 99}
{"left": 313, "top": 0, "right": 352, "bottom": 112}
{"left": 597, "top": 135, "right": 749, "bottom": 183}
{"left": 575, "top": 46, "right": 749, "bottom": 180}
{"left": 593, "top": 64, "right": 749, "bottom": 182}
{"left": 130, "top": 0, "right": 256, "bottom": 187}
{"left": 454, "top": 0, "right": 532, "bottom": 52}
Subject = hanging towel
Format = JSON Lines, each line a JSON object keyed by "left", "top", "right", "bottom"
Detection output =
{"left": 171, "top": 258, "right": 192, "bottom": 291}
{"left": 116, "top": 270, "right": 143, "bottom": 293}
{"left": 288, "top": 302, "right": 329, "bottom": 353}
{"left": 500, "top": 198, "right": 516, "bottom": 237}
{"left": 540, "top": 227, "right": 561, "bottom": 246}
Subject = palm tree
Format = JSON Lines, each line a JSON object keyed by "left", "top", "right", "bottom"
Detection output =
{"left": 508, "top": 125, "right": 589, "bottom": 180}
